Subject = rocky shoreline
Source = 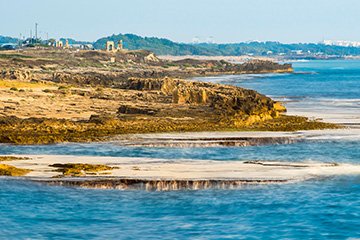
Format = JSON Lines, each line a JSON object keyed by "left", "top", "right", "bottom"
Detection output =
{"left": 0, "top": 49, "right": 293, "bottom": 85}
{"left": 38, "top": 179, "right": 293, "bottom": 191}
{"left": 0, "top": 49, "right": 340, "bottom": 144}
{"left": 2, "top": 155, "right": 358, "bottom": 191}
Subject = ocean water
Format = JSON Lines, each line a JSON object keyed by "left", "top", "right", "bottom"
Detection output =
{"left": 1, "top": 60, "right": 360, "bottom": 239}
{"left": 191, "top": 60, "right": 360, "bottom": 125}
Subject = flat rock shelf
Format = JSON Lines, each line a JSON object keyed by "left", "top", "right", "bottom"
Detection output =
{"left": 2, "top": 155, "right": 360, "bottom": 190}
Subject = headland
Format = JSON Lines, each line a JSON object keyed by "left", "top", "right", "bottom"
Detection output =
{"left": 0, "top": 48, "right": 345, "bottom": 189}
{"left": 0, "top": 48, "right": 338, "bottom": 145}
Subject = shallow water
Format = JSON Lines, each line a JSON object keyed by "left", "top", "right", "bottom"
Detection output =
{"left": 1, "top": 177, "right": 360, "bottom": 239}
{"left": 2, "top": 60, "right": 360, "bottom": 239}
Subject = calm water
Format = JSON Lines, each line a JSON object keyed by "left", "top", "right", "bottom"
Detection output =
{"left": 1, "top": 60, "right": 360, "bottom": 239}
{"left": 191, "top": 60, "right": 360, "bottom": 124}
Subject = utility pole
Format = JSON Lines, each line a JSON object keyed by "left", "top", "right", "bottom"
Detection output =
{"left": 35, "top": 23, "right": 38, "bottom": 46}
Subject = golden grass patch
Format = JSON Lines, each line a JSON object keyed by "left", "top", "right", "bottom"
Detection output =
{"left": 0, "top": 79, "right": 52, "bottom": 89}
{"left": 0, "top": 164, "right": 31, "bottom": 176}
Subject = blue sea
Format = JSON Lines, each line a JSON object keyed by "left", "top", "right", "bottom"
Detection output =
{"left": 1, "top": 60, "right": 360, "bottom": 239}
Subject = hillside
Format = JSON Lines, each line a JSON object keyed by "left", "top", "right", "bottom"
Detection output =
{"left": 3, "top": 33, "right": 360, "bottom": 57}
{"left": 93, "top": 34, "right": 215, "bottom": 55}
{"left": 93, "top": 33, "right": 360, "bottom": 57}
{"left": 0, "top": 36, "right": 18, "bottom": 45}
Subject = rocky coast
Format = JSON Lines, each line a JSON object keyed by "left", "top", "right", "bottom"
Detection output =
{"left": 0, "top": 48, "right": 344, "bottom": 189}
{"left": 0, "top": 48, "right": 338, "bottom": 144}
{"left": 2, "top": 154, "right": 360, "bottom": 190}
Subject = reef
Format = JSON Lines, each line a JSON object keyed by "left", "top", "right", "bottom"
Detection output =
{"left": 39, "top": 179, "right": 292, "bottom": 191}
{"left": 50, "top": 163, "right": 120, "bottom": 178}
{"left": 3, "top": 154, "right": 356, "bottom": 191}
{"left": 0, "top": 164, "right": 31, "bottom": 176}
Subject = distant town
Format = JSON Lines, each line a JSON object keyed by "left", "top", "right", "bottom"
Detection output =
{"left": 2, "top": 31, "right": 360, "bottom": 60}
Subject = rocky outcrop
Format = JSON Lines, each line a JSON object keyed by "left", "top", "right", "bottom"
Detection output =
{"left": 52, "top": 72, "right": 113, "bottom": 86}
{"left": 120, "top": 77, "right": 282, "bottom": 118}
{"left": 0, "top": 70, "right": 34, "bottom": 81}
{"left": 230, "top": 59, "right": 293, "bottom": 73}
{"left": 118, "top": 105, "right": 158, "bottom": 115}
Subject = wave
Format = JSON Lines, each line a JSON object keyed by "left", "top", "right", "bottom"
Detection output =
{"left": 189, "top": 73, "right": 291, "bottom": 84}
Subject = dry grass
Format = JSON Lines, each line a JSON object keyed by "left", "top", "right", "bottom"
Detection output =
{"left": 0, "top": 79, "right": 53, "bottom": 89}
{"left": 0, "top": 156, "right": 31, "bottom": 161}
{"left": 0, "top": 164, "right": 31, "bottom": 176}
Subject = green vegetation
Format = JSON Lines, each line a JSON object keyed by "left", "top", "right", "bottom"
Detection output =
{"left": 167, "top": 63, "right": 178, "bottom": 67}
{"left": 93, "top": 33, "right": 360, "bottom": 56}
{"left": 0, "top": 36, "right": 21, "bottom": 45}
{"left": 3, "top": 33, "right": 360, "bottom": 56}
{"left": 50, "top": 163, "right": 120, "bottom": 177}
{"left": 0, "top": 54, "right": 33, "bottom": 59}
{"left": 94, "top": 33, "right": 214, "bottom": 56}
{"left": 10, "top": 87, "right": 18, "bottom": 91}
{"left": 58, "top": 85, "right": 70, "bottom": 90}
{"left": 0, "top": 164, "right": 31, "bottom": 176}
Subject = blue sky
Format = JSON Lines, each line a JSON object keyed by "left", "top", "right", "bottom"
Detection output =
{"left": 2, "top": 0, "right": 360, "bottom": 43}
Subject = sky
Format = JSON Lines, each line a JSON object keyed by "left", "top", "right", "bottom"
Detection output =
{"left": 1, "top": 0, "right": 360, "bottom": 44}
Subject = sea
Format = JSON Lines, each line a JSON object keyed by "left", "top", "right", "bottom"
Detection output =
{"left": 1, "top": 60, "right": 360, "bottom": 239}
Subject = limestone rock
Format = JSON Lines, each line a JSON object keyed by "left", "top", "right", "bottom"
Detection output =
{"left": 0, "top": 70, "right": 34, "bottom": 81}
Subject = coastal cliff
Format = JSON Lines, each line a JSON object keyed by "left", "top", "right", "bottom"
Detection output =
{"left": 0, "top": 49, "right": 337, "bottom": 144}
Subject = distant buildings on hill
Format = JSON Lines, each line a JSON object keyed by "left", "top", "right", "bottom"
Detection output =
{"left": 322, "top": 40, "right": 360, "bottom": 48}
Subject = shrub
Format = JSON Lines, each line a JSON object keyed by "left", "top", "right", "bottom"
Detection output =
{"left": 58, "top": 86, "right": 69, "bottom": 90}
{"left": 10, "top": 87, "right": 18, "bottom": 91}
